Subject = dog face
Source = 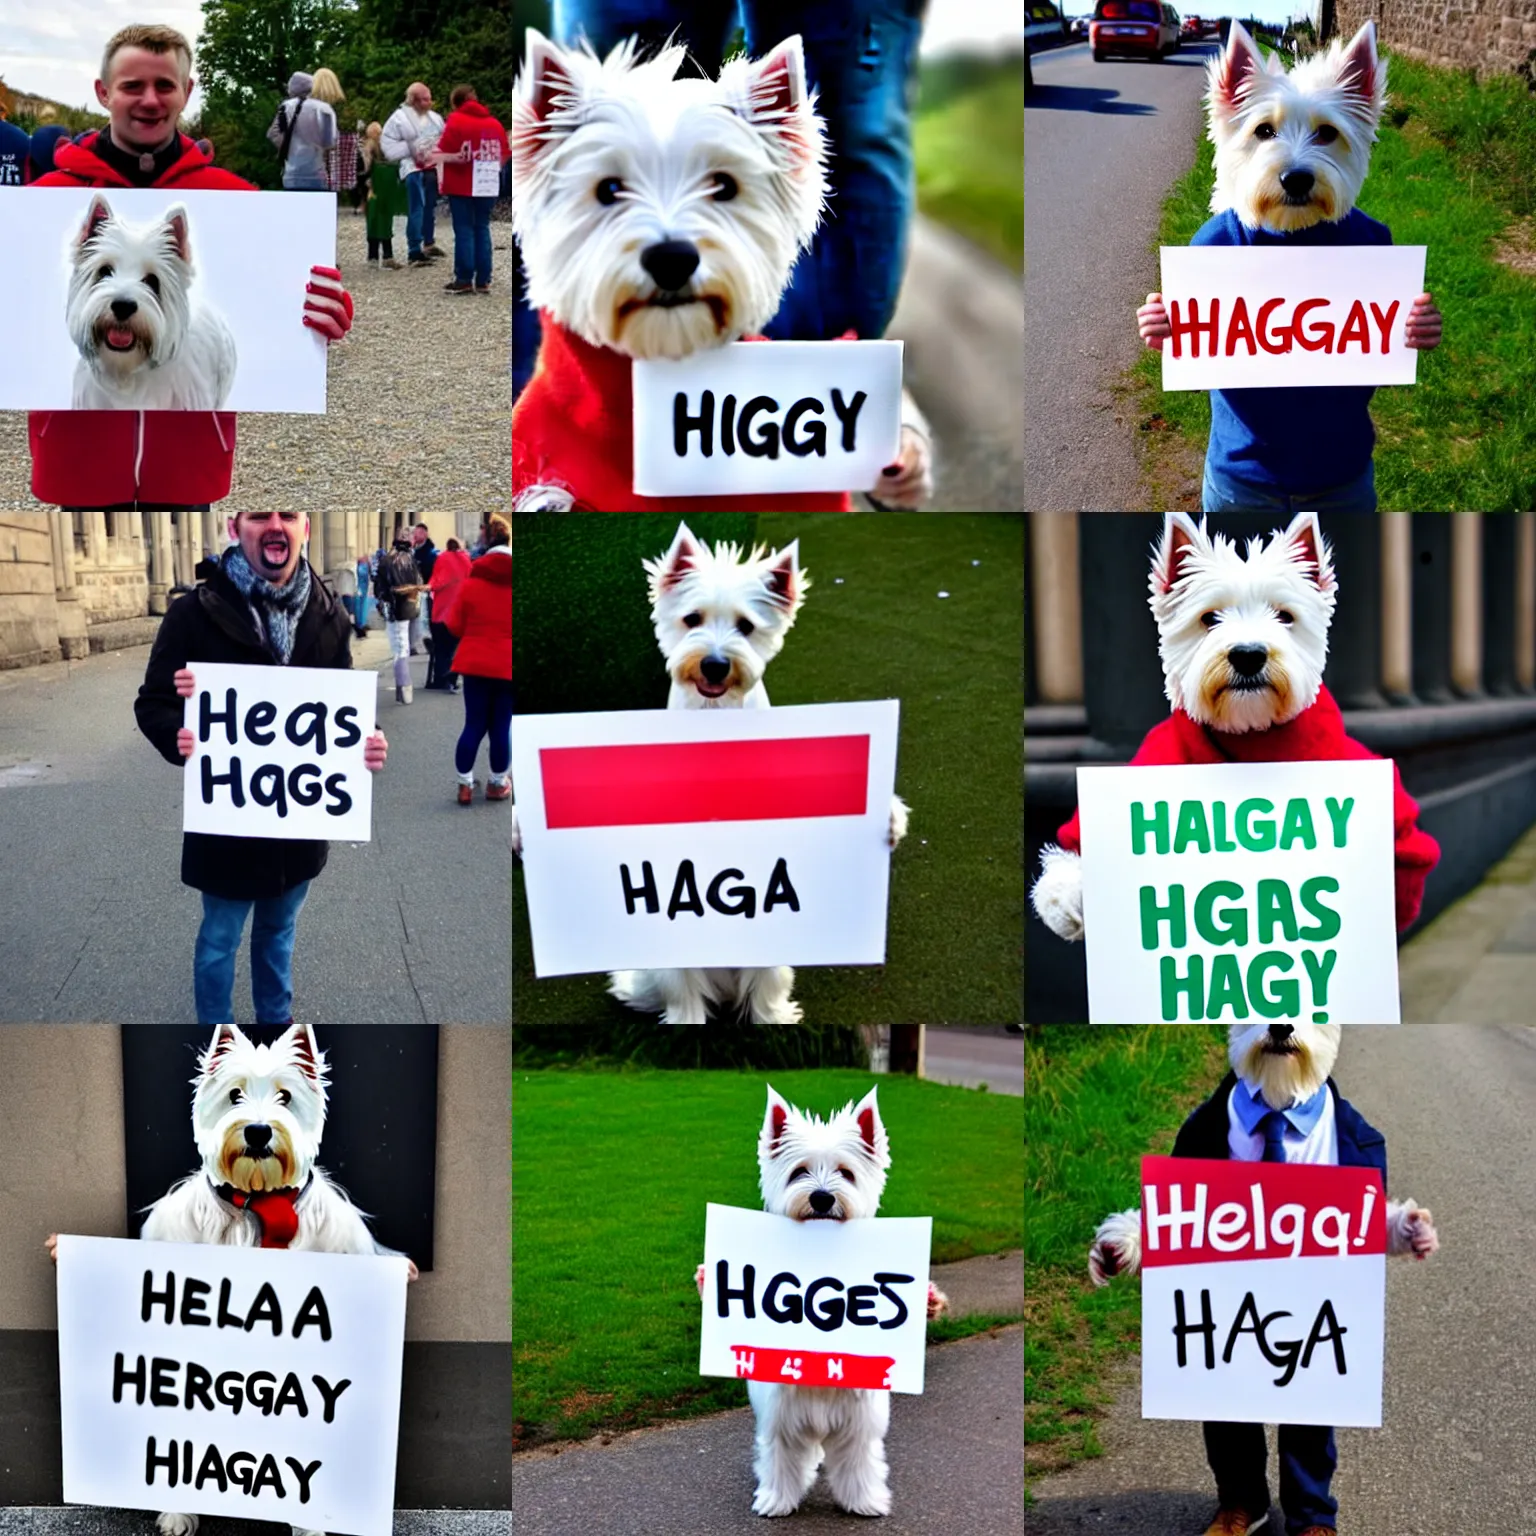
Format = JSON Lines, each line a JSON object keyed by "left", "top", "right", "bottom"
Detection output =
{"left": 66, "top": 195, "right": 194, "bottom": 383}
{"left": 192, "top": 1022, "right": 327, "bottom": 1193}
{"left": 644, "top": 521, "right": 806, "bottom": 707}
{"left": 758, "top": 1084, "right": 889, "bottom": 1223}
{"left": 1149, "top": 511, "right": 1336, "bottom": 735}
{"left": 1229, "top": 1020, "right": 1340, "bottom": 1109}
{"left": 1207, "top": 20, "right": 1384, "bottom": 233}
{"left": 513, "top": 29, "right": 827, "bottom": 359}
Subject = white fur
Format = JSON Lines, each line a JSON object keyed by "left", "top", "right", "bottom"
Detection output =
{"left": 67, "top": 195, "right": 236, "bottom": 410}
{"left": 1208, "top": 20, "right": 1386, "bottom": 234}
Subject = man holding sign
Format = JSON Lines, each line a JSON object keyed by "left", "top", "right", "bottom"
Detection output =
{"left": 135, "top": 512, "right": 388, "bottom": 1026}
{"left": 1136, "top": 22, "right": 1441, "bottom": 513}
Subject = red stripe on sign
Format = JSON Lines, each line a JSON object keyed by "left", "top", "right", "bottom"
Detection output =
{"left": 729, "top": 1345, "right": 894, "bottom": 1391}
{"left": 539, "top": 736, "right": 870, "bottom": 828}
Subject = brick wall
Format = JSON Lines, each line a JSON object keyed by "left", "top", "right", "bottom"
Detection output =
{"left": 1332, "top": 0, "right": 1536, "bottom": 78}
{"left": 0, "top": 518, "right": 62, "bottom": 670}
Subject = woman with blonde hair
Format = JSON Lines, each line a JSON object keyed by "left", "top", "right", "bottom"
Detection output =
{"left": 363, "top": 120, "right": 406, "bottom": 267}
{"left": 310, "top": 69, "right": 356, "bottom": 197}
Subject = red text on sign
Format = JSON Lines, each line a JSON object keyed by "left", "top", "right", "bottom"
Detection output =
{"left": 1166, "top": 297, "right": 1401, "bottom": 359}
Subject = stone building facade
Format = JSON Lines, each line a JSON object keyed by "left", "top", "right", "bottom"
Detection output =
{"left": 1328, "top": 0, "right": 1536, "bottom": 77}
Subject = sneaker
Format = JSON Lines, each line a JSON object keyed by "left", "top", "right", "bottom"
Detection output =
{"left": 474, "top": 284, "right": 492, "bottom": 294}
{"left": 444, "top": 281, "right": 474, "bottom": 294}
{"left": 457, "top": 783, "right": 474, "bottom": 806}
{"left": 486, "top": 780, "right": 511, "bottom": 802}
{"left": 407, "top": 253, "right": 432, "bottom": 266}
{"left": 1202, "top": 1512, "right": 1269, "bottom": 1536}
{"left": 422, "top": 242, "right": 445, "bottom": 257}
{"left": 382, "top": 257, "right": 402, "bottom": 269}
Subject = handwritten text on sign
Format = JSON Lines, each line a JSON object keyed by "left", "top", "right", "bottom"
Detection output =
{"left": 698, "top": 1204, "right": 934, "bottom": 1394}
{"left": 1159, "top": 245, "right": 1427, "bottom": 390}
{"left": 1076, "top": 761, "right": 1400, "bottom": 1024}
{"left": 57, "top": 1236, "right": 408, "bottom": 1536}
{"left": 511, "top": 701, "right": 900, "bottom": 976}
{"left": 1139, "top": 1157, "right": 1386, "bottom": 1426}
{"left": 633, "top": 340, "right": 903, "bottom": 497}
{"left": 182, "top": 662, "right": 376, "bottom": 842}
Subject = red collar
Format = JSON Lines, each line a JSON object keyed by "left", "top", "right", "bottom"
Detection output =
{"left": 212, "top": 1173, "right": 312, "bottom": 1248}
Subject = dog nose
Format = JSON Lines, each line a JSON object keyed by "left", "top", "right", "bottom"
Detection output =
{"left": 243, "top": 1123, "right": 274, "bottom": 1153}
{"left": 1280, "top": 169, "right": 1315, "bottom": 199}
{"left": 109, "top": 298, "right": 138, "bottom": 322}
{"left": 809, "top": 1190, "right": 836, "bottom": 1215}
{"left": 1268, "top": 1024, "right": 1294, "bottom": 1043}
{"left": 1227, "top": 644, "right": 1268, "bottom": 679}
{"left": 701, "top": 657, "right": 731, "bottom": 685}
{"left": 641, "top": 239, "right": 701, "bottom": 293}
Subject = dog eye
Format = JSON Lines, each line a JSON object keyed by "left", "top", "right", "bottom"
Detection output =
{"left": 144, "top": 273, "right": 161, "bottom": 297}
{"left": 595, "top": 177, "right": 624, "bottom": 205}
{"left": 712, "top": 172, "right": 739, "bottom": 201}
{"left": 683, "top": 611, "right": 703, "bottom": 628}
{"left": 838, "top": 1166, "right": 855, "bottom": 1183}
{"left": 736, "top": 618, "right": 755, "bottom": 636}
{"left": 1199, "top": 611, "right": 1220, "bottom": 629}
{"left": 229, "top": 1088, "right": 244, "bottom": 1105}
{"left": 276, "top": 1089, "right": 292, "bottom": 1106}
{"left": 1253, "top": 122, "right": 1276, "bottom": 141}
{"left": 1313, "top": 124, "right": 1339, "bottom": 145}
{"left": 1275, "top": 609, "right": 1295, "bottom": 626}
{"left": 95, "top": 264, "right": 115, "bottom": 284}
{"left": 791, "top": 1166, "right": 810, "bottom": 1181}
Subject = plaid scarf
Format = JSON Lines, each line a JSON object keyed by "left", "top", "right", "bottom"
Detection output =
{"left": 222, "top": 546, "right": 312, "bottom": 664}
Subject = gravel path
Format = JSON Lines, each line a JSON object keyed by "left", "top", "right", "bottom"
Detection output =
{"left": 0, "top": 200, "right": 510, "bottom": 515}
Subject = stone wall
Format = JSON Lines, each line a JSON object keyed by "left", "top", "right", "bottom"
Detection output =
{"left": 0, "top": 518, "right": 63, "bottom": 670}
{"left": 1332, "top": 0, "right": 1536, "bottom": 78}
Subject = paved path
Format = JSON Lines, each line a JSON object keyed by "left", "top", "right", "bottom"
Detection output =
{"left": 0, "top": 1514, "right": 506, "bottom": 1534}
{"left": 0, "top": 632, "right": 511, "bottom": 1024}
{"left": 1026, "top": 1024, "right": 1536, "bottom": 1532}
{"left": 924, "top": 1026, "right": 1025, "bottom": 1095}
{"left": 1025, "top": 41, "right": 1216, "bottom": 512}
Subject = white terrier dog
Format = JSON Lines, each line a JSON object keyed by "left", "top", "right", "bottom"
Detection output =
{"left": 67, "top": 195, "right": 237, "bottom": 410}
{"left": 511, "top": 30, "right": 932, "bottom": 509}
{"left": 695, "top": 1086, "right": 948, "bottom": 1517}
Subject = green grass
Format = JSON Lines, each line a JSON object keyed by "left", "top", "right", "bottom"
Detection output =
{"left": 915, "top": 56, "right": 1025, "bottom": 272}
{"left": 512, "top": 513, "right": 1024, "bottom": 1024}
{"left": 513, "top": 1067, "right": 1024, "bottom": 1446}
{"left": 1134, "top": 51, "right": 1536, "bottom": 510}
{"left": 1025, "top": 1026, "right": 1227, "bottom": 1479}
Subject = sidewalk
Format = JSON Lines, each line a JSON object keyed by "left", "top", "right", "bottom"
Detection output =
{"left": 923, "top": 1027, "right": 1025, "bottom": 1096}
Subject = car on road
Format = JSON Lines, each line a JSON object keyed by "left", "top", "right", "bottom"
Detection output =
{"left": 1071, "top": 15, "right": 1091, "bottom": 36}
{"left": 1090, "top": 0, "right": 1182, "bottom": 60}
{"left": 1181, "top": 13, "right": 1203, "bottom": 36}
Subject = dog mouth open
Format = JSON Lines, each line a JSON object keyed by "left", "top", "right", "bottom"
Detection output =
{"left": 1262, "top": 1037, "right": 1302, "bottom": 1056}
{"left": 694, "top": 678, "right": 730, "bottom": 699}
{"left": 617, "top": 292, "right": 731, "bottom": 331}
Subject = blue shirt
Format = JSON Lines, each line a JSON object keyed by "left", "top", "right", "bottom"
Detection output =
{"left": 1191, "top": 206, "right": 1394, "bottom": 493}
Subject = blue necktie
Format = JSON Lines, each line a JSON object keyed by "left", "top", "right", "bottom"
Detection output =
{"left": 1259, "top": 1109, "right": 1288, "bottom": 1163}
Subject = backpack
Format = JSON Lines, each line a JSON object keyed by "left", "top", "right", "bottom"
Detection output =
{"left": 266, "top": 97, "right": 304, "bottom": 163}
{"left": 383, "top": 548, "right": 421, "bottom": 620}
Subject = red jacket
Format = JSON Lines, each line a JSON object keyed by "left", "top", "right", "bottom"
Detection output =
{"left": 512, "top": 314, "right": 854, "bottom": 512}
{"left": 30, "top": 134, "right": 252, "bottom": 507}
{"left": 446, "top": 549, "right": 511, "bottom": 680}
{"left": 1055, "top": 686, "right": 1441, "bottom": 932}
{"left": 435, "top": 100, "right": 508, "bottom": 198}
{"left": 429, "top": 546, "right": 473, "bottom": 622}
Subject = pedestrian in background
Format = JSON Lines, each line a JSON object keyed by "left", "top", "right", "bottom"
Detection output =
{"left": 354, "top": 549, "right": 372, "bottom": 636}
{"left": 435, "top": 83, "right": 508, "bottom": 295}
{"left": 443, "top": 513, "right": 511, "bottom": 804}
{"left": 330, "top": 553, "right": 358, "bottom": 632}
{"left": 410, "top": 522, "right": 438, "bottom": 656}
{"left": 273, "top": 71, "right": 337, "bottom": 192}
{"left": 374, "top": 530, "right": 424, "bottom": 704}
{"left": 362, "top": 121, "right": 405, "bottom": 267}
{"left": 382, "top": 82, "right": 445, "bottom": 266}
{"left": 427, "top": 536, "right": 471, "bottom": 692}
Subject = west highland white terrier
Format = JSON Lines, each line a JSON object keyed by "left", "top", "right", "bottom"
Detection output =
{"left": 67, "top": 195, "right": 237, "bottom": 411}
{"left": 510, "top": 30, "right": 932, "bottom": 511}
{"left": 1030, "top": 513, "right": 1439, "bottom": 945}
{"left": 695, "top": 1086, "right": 948, "bottom": 1517}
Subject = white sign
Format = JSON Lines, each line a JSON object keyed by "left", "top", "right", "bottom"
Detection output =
{"left": 183, "top": 662, "right": 377, "bottom": 842}
{"left": 1077, "top": 760, "right": 1400, "bottom": 1024}
{"left": 699, "top": 1204, "right": 933, "bottom": 1395}
{"left": 632, "top": 340, "right": 903, "bottom": 497}
{"left": 1139, "top": 1157, "right": 1386, "bottom": 1426}
{"left": 3, "top": 187, "right": 334, "bottom": 412}
{"left": 471, "top": 144, "right": 502, "bottom": 197}
{"left": 512, "top": 700, "right": 900, "bottom": 976}
{"left": 57, "top": 1235, "right": 409, "bottom": 1535}
{"left": 1159, "top": 245, "right": 1427, "bottom": 390}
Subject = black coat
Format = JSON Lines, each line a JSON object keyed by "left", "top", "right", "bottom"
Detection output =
{"left": 135, "top": 561, "right": 356, "bottom": 900}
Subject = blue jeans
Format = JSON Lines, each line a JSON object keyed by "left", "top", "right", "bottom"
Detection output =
{"left": 1202, "top": 455, "right": 1377, "bottom": 513}
{"left": 456, "top": 675, "right": 513, "bottom": 780}
{"left": 450, "top": 194, "right": 495, "bottom": 286}
{"left": 1205, "top": 1420, "right": 1337, "bottom": 1534}
{"left": 194, "top": 880, "right": 312, "bottom": 1025}
{"left": 406, "top": 169, "right": 438, "bottom": 256}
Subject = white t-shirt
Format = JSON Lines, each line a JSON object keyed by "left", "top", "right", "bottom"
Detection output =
{"left": 381, "top": 105, "right": 444, "bottom": 177}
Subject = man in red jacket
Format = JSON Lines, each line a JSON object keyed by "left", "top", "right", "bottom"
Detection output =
{"left": 26, "top": 23, "right": 355, "bottom": 511}
{"left": 433, "top": 84, "right": 509, "bottom": 295}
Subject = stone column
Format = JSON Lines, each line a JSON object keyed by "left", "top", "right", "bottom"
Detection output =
{"left": 146, "top": 514, "right": 172, "bottom": 613}
{"left": 1481, "top": 514, "right": 1518, "bottom": 698}
{"left": 85, "top": 511, "right": 107, "bottom": 567}
{"left": 1409, "top": 513, "right": 1453, "bottom": 704}
{"left": 1379, "top": 513, "right": 1412, "bottom": 702}
{"left": 1517, "top": 513, "right": 1536, "bottom": 692}
{"left": 1449, "top": 512, "right": 1482, "bottom": 697}
{"left": 1029, "top": 514, "right": 1083, "bottom": 704}
{"left": 48, "top": 512, "right": 90, "bottom": 658}
{"left": 307, "top": 510, "right": 326, "bottom": 575}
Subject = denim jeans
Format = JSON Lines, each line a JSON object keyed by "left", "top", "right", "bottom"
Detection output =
{"left": 1202, "top": 455, "right": 1377, "bottom": 513}
{"left": 406, "top": 169, "right": 438, "bottom": 255}
{"left": 1204, "top": 1420, "right": 1337, "bottom": 1534}
{"left": 449, "top": 194, "right": 495, "bottom": 286}
{"left": 194, "top": 880, "right": 312, "bottom": 1025}
{"left": 456, "top": 675, "right": 513, "bottom": 781}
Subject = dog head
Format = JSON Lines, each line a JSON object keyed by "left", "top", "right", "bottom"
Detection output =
{"left": 1229, "top": 1021, "right": 1340, "bottom": 1109}
{"left": 512, "top": 29, "right": 827, "bottom": 359}
{"left": 758, "top": 1084, "right": 889, "bottom": 1222}
{"left": 66, "top": 195, "right": 194, "bottom": 382}
{"left": 192, "top": 1022, "right": 327, "bottom": 1194}
{"left": 1149, "top": 511, "right": 1335, "bottom": 734}
{"left": 643, "top": 520, "right": 807, "bottom": 706}
{"left": 1207, "top": 20, "right": 1384, "bottom": 233}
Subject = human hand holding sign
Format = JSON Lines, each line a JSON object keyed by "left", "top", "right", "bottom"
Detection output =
{"left": 1404, "top": 291, "right": 1441, "bottom": 350}
{"left": 303, "top": 266, "right": 355, "bottom": 343}
{"left": 1139, "top": 291, "right": 1173, "bottom": 351}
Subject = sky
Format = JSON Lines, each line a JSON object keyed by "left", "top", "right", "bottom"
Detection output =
{"left": 921, "top": 0, "right": 1024, "bottom": 59}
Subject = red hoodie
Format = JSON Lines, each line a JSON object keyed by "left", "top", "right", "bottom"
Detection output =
{"left": 512, "top": 313, "right": 854, "bottom": 512}
{"left": 1054, "top": 686, "right": 1441, "bottom": 932}
{"left": 29, "top": 133, "right": 252, "bottom": 507}
{"left": 435, "top": 100, "right": 509, "bottom": 198}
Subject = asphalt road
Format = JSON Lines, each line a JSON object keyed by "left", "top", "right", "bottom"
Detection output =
{"left": 1027, "top": 1025, "right": 1536, "bottom": 1533}
{"left": 0, "top": 1515, "right": 507, "bottom": 1534}
{"left": 924, "top": 1026, "right": 1026, "bottom": 1095}
{"left": 1025, "top": 40, "right": 1217, "bottom": 512}
{"left": 0, "top": 635, "right": 511, "bottom": 1024}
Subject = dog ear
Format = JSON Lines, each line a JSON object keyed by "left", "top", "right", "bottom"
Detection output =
{"left": 1150, "top": 513, "right": 1206, "bottom": 596}
{"left": 280, "top": 1020, "right": 327, "bottom": 1088}
{"left": 852, "top": 1086, "right": 884, "bottom": 1157}
{"left": 514, "top": 28, "right": 579, "bottom": 168}
{"left": 1281, "top": 513, "right": 1337, "bottom": 594}
{"left": 78, "top": 194, "right": 114, "bottom": 250}
{"left": 1335, "top": 20, "right": 1387, "bottom": 124}
{"left": 761, "top": 540, "right": 802, "bottom": 612}
{"left": 160, "top": 204, "right": 193, "bottom": 265}
{"left": 201, "top": 1022, "right": 247, "bottom": 1074}
{"left": 651, "top": 521, "right": 705, "bottom": 595}
{"left": 737, "top": 35, "right": 827, "bottom": 188}
{"left": 1207, "top": 20, "right": 1266, "bottom": 121}
{"left": 761, "top": 1084, "right": 792, "bottom": 1153}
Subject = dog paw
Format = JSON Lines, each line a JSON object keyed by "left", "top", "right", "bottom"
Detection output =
{"left": 290, "top": 1527, "right": 328, "bottom": 1536}
{"left": 867, "top": 423, "right": 933, "bottom": 509}
{"left": 513, "top": 484, "right": 577, "bottom": 512}
{"left": 510, "top": 804, "right": 522, "bottom": 859}
{"left": 888, "top": 794, "right": 909, "bottom": 848}
{"left": 695, "top": 1262, "right": 707, "bottom": 1296}
{"left": 1032, "top": 844, "right": 1085, "bottom": 942}
{"left": 1089, "top": 1208, "right": 1143, "bottom": 1286}
{"left": 1402, "top": 1204, "right": 1440, "bottom": 1258}
{"left": 157, "top": 1516, "right": 200, "bottom": 1536}
{"left": 926, "top": 1282, "right": 949, "bottom": 1319}
{"left": 839, "top": 1487, "right": 893, "bottom": 1517}
{"left": 751, "top": 1487, "right": 802, "bottom": 1517}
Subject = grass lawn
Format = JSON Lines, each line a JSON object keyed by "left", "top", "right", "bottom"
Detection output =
{"left": 1025, "top": 1025, "right": 1227, "bottom": 1483}
{"left": 915, "top": 56, "right": 1025, "bottom": 272}
{"left": 512, "top": 513, "right": 1024, "bottom": 1024}
{"left": 513, "top": 1067, "right": 1024, "bottom": 1447}
{"left": 1132, "top": 52, "right": 1536, "bottom": 510}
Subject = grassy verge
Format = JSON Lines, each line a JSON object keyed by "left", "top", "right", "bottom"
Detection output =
{"left": 1131, "top": 51, "right": 1536, "bottom": 510}
{"left": 513, "top": 1068, "right": 1023, "bottom": 1447}
{"left": 1025, "top": 1026, "right": 1227, "bottom": 1483}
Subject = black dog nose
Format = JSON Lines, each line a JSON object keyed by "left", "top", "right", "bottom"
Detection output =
{"left": 700, "top": 657, "right": 730, "bottom": 685}
{"left": 110, "top": 298, "right": 138, "bottom": 322}
{"left": 1227, "top": 644, "right": 1268, "bottom": 679}
{"left": 808, "top": 1190, "right": 836, "bottom": 1215}
{"left": 1269, "top": 1024, "right": 1294, "bottom": 1042}
{"left": 641, "top": 239, "right": 701, "bottom": 293}
{"left": 243, "top": 1123, "right": 274, "bottom": 1152}
{"left": 1280, "top": 169, "right": 1315, "bottom": 199}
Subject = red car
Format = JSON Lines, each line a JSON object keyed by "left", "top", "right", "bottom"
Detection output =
{"left": 1091, "top": 0, "right": 1181, "bottom": 60}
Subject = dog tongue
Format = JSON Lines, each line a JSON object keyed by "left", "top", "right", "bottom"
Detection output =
{"left": 106, "top": 326, "right": 136, "bottom": 349}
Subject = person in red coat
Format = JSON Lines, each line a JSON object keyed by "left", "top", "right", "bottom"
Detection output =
{"left": 444, "top": 514, "right": 512, "bottom": 805}
{"left": 426, "top": 536, "right": 473, "bottom": 691}
{"left": 26, "top": 23, "right": 354, "bottom": 511}
{"left": 433, "top": 85, "right": 510, "bottom": 295}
